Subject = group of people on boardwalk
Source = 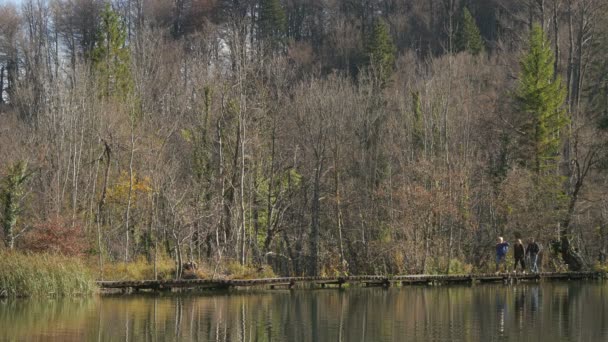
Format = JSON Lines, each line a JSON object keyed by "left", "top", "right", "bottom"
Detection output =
{"left": 495, "top": 236, "right": 540, "bottom": 273}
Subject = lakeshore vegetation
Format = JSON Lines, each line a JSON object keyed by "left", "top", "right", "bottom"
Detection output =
{"left": 1, "top": 0, "right": 608, "bottom": 288}
{"left": 0, "top": 252, "right": 95, "bottom": 297}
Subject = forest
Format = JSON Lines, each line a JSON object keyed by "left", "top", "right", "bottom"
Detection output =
{"left": 0, "top": 0, "right": 607, "bottom": 279}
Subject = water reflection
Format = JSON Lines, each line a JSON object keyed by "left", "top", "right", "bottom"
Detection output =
{"left": 1, "top": 282, "right": 607, "bottom": 341}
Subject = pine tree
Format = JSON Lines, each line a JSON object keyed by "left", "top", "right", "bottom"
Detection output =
{"left": 366, "top": 19, "right": 396, "bottom": 85}
{"left": 258, "top": 0, "right": 287, "bottom": 51}
{"left": 456, "top": 8, "right": 484, "bottom": 55}
{"left": 515, "top": 24, "right": 567, "bottom": 174}
{"left": 91, "top": 4, "right": 133, "bottom": 99}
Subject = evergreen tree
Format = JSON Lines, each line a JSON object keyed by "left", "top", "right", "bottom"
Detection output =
{"left": 91, "top": 4, "right": 133, "bottom": 99}
{"left": 258, "top": 0, "right": 287, "bottom": 51}
{"left": 1, "top": 161, "right": 28, "bottom": 249}
{"left": 456, "top": 8, "right": 484, "bottom": 55}
{"left": 515, "top": 24, "right": 567, "bottom": 174}
{"left": 366, "top": 19, "right": 396, "bottom": 85}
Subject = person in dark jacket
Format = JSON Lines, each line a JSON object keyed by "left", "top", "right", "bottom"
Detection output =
{"left": 526, "top": 238, "right": 540, "bottom": 273}
{"left": 495, "top": 237, "right": 509, "bottom": 273}
{"left": 513, "top": 239, "right": 525, "bottom": 272}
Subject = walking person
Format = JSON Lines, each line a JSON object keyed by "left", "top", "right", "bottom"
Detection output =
{"left": 513, "top": 238, "right": 526, "bottom": 273}
{"left": 526, "top": 238, "right": 540, "bottom": 273}
{"left": 495, "top": 237, "right": 509, "bottom": 273}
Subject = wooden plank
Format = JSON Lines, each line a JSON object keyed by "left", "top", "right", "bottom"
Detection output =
{"left": 362, "top": 278, "right": 390, "bottom": 287}
{"left": 474, "top": 274, "right": 506, "bottom": 282}
{"left": 95, "top": 272, "right": 604, "bottom": 290}
{"left": 269, "top": 282, "right": 294, "bottom": 289}
{"left": 400, "top": 278, "right": 430, "bottom": 285}
{"left": 316, "top": 278, "right": 346, "bottom": 288}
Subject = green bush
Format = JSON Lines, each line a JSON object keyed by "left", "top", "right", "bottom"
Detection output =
{"left": 0, "top": 251, "right": 96, "bottom": 298}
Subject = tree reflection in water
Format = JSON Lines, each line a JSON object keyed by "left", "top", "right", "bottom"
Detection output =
{"left": 1, "top": 282, "right": 607, "bottom": 341}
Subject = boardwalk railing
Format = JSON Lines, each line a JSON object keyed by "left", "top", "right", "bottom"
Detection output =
{"left": 97, "top": 271, "right": 604, "bottom": 292}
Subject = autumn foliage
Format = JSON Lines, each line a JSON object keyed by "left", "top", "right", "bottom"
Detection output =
{"left": 0, "top": 0, "right": 607, "bottom": 277}
{"left": 23, "top": 217, "right": 89, "bottom": 257}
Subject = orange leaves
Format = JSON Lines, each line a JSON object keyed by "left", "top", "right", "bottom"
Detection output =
{"left": 23, "top": 216, "right": 89, "bottom": 257}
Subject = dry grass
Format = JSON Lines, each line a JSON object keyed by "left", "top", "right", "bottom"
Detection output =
{"left": 101, "top": 255, "right": 174, "bottom": 281}
{"left": 100, "top": 257, "right": 277, "bottom": 281}
{"left": 224, "top": 262, "right": 276, "bottom": 279}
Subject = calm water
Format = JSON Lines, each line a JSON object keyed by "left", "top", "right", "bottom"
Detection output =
{"left": 1, "top": 281, "right": 607, "bottom": 341}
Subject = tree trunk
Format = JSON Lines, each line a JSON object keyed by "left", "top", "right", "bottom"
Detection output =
{"left": 528, "top": 0, "right": 534, "bottom": 31}
{"left": 553, "top": 0, "right": 560, "bottom": 77}
{"left": 560, "top": 150, "right": 597, "bottom": 271}
{"left": 422, "top": 221, "right": 430, "bottom": 274}
{"left": 264, "top": 124, "right": 277, "bottom": 257}
{"left": 239, "top": 108, "right": 246, "bottom": 265}
{"left": 224, "top": 115, "right": 241, "bottom": 243}
{"left": 216, "top": 116, "right": 225, "bottom": 263}
{"left": 566, "top": 0, "right": 574, "bottom": 109}
{"left": 334, "top": 145, "right": 346, "bottom": 271}
{"left": 0, "top": 66, "right": 4, "bottom": 104}
{"left": 310, "top": 161, "right": 323, "bottom": 276}
{"left": 539, "top": 0, "right": 545, "bottom": 29}
{"left": 175, "top": 238, "right": 183, "bottom": 280}
{"left": 97, "top": 142, "right": 111, "bottom": 279}
{"left": 573, "top": 11, "right": 584, "bottom": 110}
{"left": 446, "top": 222, "right": 453, "bottom": 274}
{"left": 124, "top": 120, "right": 135, "bottom": 262}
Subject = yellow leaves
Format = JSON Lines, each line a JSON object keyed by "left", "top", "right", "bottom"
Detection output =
{"left": 106, "top": 171, "right": 152, "bottom": 205}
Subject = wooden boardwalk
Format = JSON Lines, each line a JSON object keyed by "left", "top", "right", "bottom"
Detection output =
{"left": 97, "top": 271, "right": 604, "bottom": 292}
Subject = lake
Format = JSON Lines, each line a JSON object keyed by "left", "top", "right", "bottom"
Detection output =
{"left": 1, "top": 281, "right": 607, "bottom": 341}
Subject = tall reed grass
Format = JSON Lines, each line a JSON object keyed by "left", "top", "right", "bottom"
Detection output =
{"left": 0, "top": 251, "right": 96, "bottom": 297}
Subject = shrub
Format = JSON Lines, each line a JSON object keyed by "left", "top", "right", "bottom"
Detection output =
{"left": 22, "top": 216, "right": 89, "bottom": 256}
{"left": 593, "top": 263, "right": 608, "bottom": 274}
{"left": 425, "top": 257, "right": 473, "bottom": 274}
{"left": 447, "top": 258, "right": 473, "bottom": 274}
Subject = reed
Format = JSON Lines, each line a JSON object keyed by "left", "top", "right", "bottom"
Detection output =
{"left": 102, "top": 255, "right": 175, "bottom": 281}
{"left": 0, "top": 251, "right": 96, "bottom": 298}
